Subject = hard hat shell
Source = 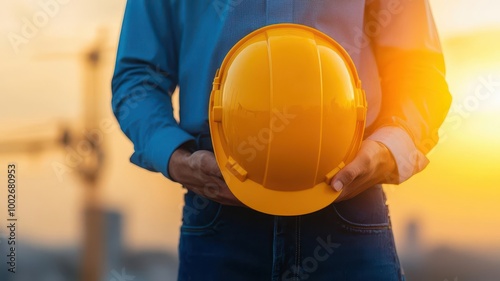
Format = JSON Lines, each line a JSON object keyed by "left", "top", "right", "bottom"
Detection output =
{"left": 209, "top": 23, "right": 367, "bottom": 216}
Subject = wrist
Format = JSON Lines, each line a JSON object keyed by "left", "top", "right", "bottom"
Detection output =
{"left": 168, "top": 144, "right": 193, "bottom": 182}
{"left": 378, "top": 142, "right": 396, "bottom": 168}
{"left": 371, "top": 140, "right": 397, "bottom": 183}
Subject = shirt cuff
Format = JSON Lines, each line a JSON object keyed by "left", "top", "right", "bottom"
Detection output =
{"left": 367, "top": 126, "right": 429, "bottom": 184}
{"left": 131, "top": 126, "right": 195, "bottom": 180}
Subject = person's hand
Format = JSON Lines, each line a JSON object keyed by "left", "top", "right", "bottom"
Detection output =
{"left": 168, "top": 145, "right": 243, "bottom": 206}
{"left": 331, "top": 140, "right": 397, "bottom": 202}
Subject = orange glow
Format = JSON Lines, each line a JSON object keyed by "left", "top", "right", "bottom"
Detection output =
{"left": 0, "top": 0, "right": 500, "bottom": 279}
{"left": 388, "top": 27, "right": 500, "bottom": 254}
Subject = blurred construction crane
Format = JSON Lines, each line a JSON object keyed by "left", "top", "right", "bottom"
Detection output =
{"left": 0, "top": 29, "right": 114, "bottom": 281}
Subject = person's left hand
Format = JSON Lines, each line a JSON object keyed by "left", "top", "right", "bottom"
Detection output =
{"left": 331, "top": 139, "right": 397, "bottom": 202}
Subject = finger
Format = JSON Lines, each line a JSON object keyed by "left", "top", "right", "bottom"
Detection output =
{"left": 331, "top": 158, "right": 367, "bottom": 192}
{"left": 212, "top": 176, "right": 228, "bottom": 189}
{"left": 331, "top": 141, "right": 374, "bottom": 192}
{"left": 199, "top": 181, "right": 221, "bottom": 198}
{"left": 210, "top": 177, "right": 243, "bottom": 204}
{"left": 331, "top": 164, "right": 359, "bottom": 191}
{"left": 212, "top": 177, "right": 236, "bottom": 199}
{"left": 202, "top": 152, "right": 223, "bottom": 178}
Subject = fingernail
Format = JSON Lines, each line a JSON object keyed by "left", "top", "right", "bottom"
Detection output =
{"left": 333, "top": 181, "right": 343, "bottom": 192}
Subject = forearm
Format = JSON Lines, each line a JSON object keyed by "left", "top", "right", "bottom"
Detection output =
{"left": 112, "top": 0, "right": 194, "bottom": 179}
{"left": 366, "top": 48, "right": 451, "bottom": 183}
{"left": 368, "top": 47, "right": 451, "bottom": 149}
{"left": 365, "top": 0, "right": 452, "bottom": 183}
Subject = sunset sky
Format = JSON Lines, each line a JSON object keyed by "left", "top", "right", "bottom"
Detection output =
{"left": 0, "top": 0, "right": 499, "bottom": 258}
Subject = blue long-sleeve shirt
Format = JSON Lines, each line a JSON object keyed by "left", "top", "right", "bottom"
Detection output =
{"left": 112, "top": 0, "right": 451, "bottom": 182}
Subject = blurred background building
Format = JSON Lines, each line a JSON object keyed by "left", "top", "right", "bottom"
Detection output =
{"left": 0, "top": 0, "right": 499, "bottom": 280}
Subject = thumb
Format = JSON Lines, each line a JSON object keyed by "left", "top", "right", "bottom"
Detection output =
{"left": 331, "top": 163, "right": 362, "bottom": 192}
{"left": 330, "top": 141, "right": 373, "bottom": 191}
{"left": 204, "top": 152, "right": 223, "bottom": 178}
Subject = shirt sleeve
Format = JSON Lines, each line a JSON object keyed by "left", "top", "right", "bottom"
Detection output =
{"left": 365, "top": 0, "right": 452, "bottom": 183}
{"left": 111, "top": 0, "right": 194, "bottom": 180}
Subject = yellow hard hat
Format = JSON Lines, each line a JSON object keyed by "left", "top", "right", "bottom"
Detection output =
{"left": 209, "top": 24, "right": 367, "bottom": 216}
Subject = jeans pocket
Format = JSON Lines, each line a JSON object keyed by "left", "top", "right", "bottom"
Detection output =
{"left": 180, "top": 190, "right": 222, "bottom": 234}
{"left": 332, "top": 185, "right": 391, "bottom": 233}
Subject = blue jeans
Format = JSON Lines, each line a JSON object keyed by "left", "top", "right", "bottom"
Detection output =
{"left": 178, "top": 184, "right": 405, "bottom": 281}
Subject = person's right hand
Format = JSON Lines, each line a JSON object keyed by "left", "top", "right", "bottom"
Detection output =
{"left": 168, "top": 145, "right": 243, "bottom": 207}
